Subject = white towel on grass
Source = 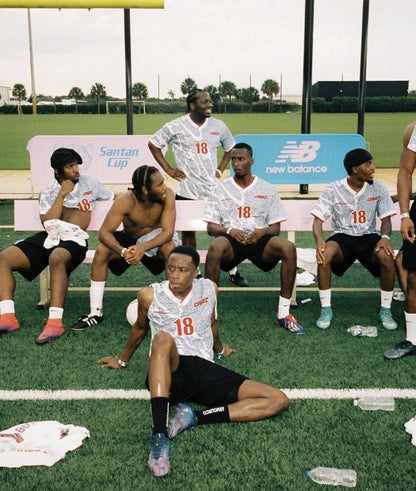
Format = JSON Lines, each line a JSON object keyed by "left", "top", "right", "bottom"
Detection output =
{"left": 0, "top": 420, "right": 90, "bottom": 467}
{"left": 405, "top": 415, "right": 416, "bottom": 446}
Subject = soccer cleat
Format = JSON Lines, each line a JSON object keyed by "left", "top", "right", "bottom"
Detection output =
{"left": 148, "top": 433, "right": 170, "bottom": 477}
{"left": 379, "top": 307, "right": 398, "bottom": 330}
{"left": 275, "top": 313, "right": 305, "bottom": 334}
{"left": 36, "top": 319, "right": 64, "bottom": 345}
{"left": 316, "top": 306, "right": 333, "bottom": 329}
{"left": 384, "top": 340, "right": 416, "bottom": 359}
{"left": 168, "top": 404, "right": 197, "bottom": 439}
{"left": 0, "top": 313, "right": 20, "bottom": 333}
{"left": 71, "top": 313, "right": 103, "bottom": 331}
{"left": 228, "top": 271, "right": 249, "bottom": 287}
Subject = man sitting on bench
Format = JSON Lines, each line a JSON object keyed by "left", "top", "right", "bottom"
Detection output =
{"left": 72, "top": 165, "right": 180, "bottom": 330}
{"left": 311, "top": 148, "right": 397, "bottom": 331}
{"left": 0, "top": 148, "right": 114, "bottom": 344}
{"left": 203, "top": 142, "right": 305, "bottom": 335}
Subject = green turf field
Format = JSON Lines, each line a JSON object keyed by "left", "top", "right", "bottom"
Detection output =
{"left": 0, "top": 112, "right": 413, "bottom": 170}
{"left": 1, "top": 201, "right": 416, "bottom": 489}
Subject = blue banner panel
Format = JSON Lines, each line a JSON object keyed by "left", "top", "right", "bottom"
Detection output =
{"left": 234, "top": 134, "right": 366, "bottom": 184}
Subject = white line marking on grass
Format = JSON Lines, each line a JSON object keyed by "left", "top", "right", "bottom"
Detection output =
{"left": 1, "top": 388, "right": 416, "bottom": 401}
{"left": 0, "top": 389, "right": 151, "bottom": 400}
{"left": 285, "top": 388, "right": 416, "bottom": 399}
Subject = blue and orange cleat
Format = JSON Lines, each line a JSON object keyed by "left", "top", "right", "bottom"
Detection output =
{"left": 36, "top": 319, "right": 64, "bottom": 345}
{"left": 275, "top": 313, "right": 305, "bottom": 334}
{"left": 0, "top": 313, "right": 20, "bottom": 334}
{"left": 148, "top": 433, "right": 170, "bottom": 477}
{"left": 168, "top": 404, "right": 197, "bottom": 439}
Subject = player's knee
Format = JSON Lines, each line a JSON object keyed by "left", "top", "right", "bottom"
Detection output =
{"left": 48, "top": 250, "right": 70, "bottom": 271}
{"left": 276, "top": 239, "right": 296, "bottom": 262}
{"left": 271, "top": 390, "right": 290, "bottom": 415}
{"left": 151, "top": 331, "right": 175, "bottom": 352}
{"left": 206, "top": 242, "right": 225, "bottom": 263}
{"left": 93, "top": 243, "right": 112, "bottom": 262}
{"left": 408, "top": 271, "right": 416, "bottom": 290}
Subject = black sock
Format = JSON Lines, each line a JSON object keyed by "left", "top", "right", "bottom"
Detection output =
{"left": 150, "top": 397, "right": 169, "bottom": 436}
{"left": 195, "top": 405, "right": 230, "bottom": 426}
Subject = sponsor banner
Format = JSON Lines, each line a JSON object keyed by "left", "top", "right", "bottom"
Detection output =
{"left": 234, "top": 134, "right": 366, "bottom": 184}
{"left": 27, "top": 135, "right": 164, "bottom": 187}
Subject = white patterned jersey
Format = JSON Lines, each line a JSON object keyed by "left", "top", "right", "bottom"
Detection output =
{"left": 204, "top": 176, "right": 286, "bottom": 230}
{"left": 150, "top": 115, "right": 235, "bottom": 200}
{"left": 0, "top": 420, "right": 90, "bottom": 468}
{"left": 39, "top": 174, "right": 114, "bottom": 215}
{"left": 407, "top": 123, "right": 416, "bottom": 153}
{"left": 148, "top": 278, "right": 217, "bottom": 362}
{"left": 310, "top": 177, "right": 396, "bottom": 235}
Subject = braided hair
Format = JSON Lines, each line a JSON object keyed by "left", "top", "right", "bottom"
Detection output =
{"left": 129, "top": 165, "right": 159, "bottom": 201}
{"left": 186, "top": 89, "right": 205, "bottom": 111}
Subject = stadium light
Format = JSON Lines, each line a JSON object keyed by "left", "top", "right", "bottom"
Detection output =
{"left": 0, "top": 1, "right": 163, "bottom": 7}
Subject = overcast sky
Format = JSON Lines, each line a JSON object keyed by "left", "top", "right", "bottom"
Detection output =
{"left": 1, "top": 0, "right": 415, "bottom": 100}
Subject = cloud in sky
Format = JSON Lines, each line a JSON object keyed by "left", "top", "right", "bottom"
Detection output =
{"left": 1, "top": 0, "right": 415, "bottom": 99}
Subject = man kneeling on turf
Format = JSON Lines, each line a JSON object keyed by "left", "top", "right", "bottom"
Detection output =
{"left": 98, "top": 246, "right": 289, "bottom": 477}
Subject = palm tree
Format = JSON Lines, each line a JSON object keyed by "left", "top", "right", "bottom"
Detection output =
{"left": 261, "top": 79, "right": 279, "bottom": 112}
{"left": 68, "top": 87, "right": 85, "bottom": 114}
{"left": 12, "top": 83, "right": 26, "bottom": 115}
{"left": 90, "top": 82, "right": 107, "bottom": 114}
{"left": 180, "top": 77, "right": 197, "bottom": 96}
{"left": 167, "top": 90, "right": 175, "bottom": 100}
{"left": 220, "top": 81, "right": 237, "bottom": 113}
{"left": 132, "top": 82, "right": 148, "bottom": 100}
{"left": 240, "top": 87, "right": 260, "bottom": 112}
{"left": 204, "top": 85, "right": 221, "bottom": 106}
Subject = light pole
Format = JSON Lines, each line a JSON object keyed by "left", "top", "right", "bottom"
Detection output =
{"left": 27, "top": 8, "right": 37, "bottom": 116}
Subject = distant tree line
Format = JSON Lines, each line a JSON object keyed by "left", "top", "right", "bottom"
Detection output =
{"left": 4, "top": 77, "right": 289, "bottom": 114}
{"left": 3, "top": 77, "right": 416, "bottom": 115}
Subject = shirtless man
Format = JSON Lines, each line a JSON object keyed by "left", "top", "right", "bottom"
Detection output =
{"left": 0, "top": 147, "right": 114, "bottom": 344}
{"left": 72, "top": 165, "right": 179, "bottom": 330}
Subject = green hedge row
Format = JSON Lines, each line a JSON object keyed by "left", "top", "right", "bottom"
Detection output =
{"left": 2, "top": 96, "right": 416, "bottom": 114}
{"left": 0, "top": 100, "right": 300, "bottom": 115}
{"left": 312, "top": 96, "right": 416, "bottom": 112}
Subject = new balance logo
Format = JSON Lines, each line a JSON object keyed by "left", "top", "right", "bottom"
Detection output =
{"left": 275, "top": 140, "right": 321, "bottom": 164}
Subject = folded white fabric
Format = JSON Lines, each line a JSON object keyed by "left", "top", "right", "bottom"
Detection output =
{"left": 296, "top": 248, "right": 317, "bottom": 275}
{"left": 404, "top": 415, "right": 416, "bottom": 445}
{"left": 0, "top": 420, "right": 90, "bottom": 467}
{"left": 43, "top": 219, "right": 89, "bottom": 249}
{"left": 136, "top": 227, "right": 181, "bottom": 257}
{"left": 296, "top": 271, "right": 315, "bottom": 286}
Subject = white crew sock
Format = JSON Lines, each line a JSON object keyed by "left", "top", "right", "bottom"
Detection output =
{"left": 380, "top": 290, "right": 393, "bottom": 309}
{"left": 278, "top": 296, "right": 291, "bottom": 319}
{"left": 319, "top": 289, "right": 331, "bottom": 308}
{"left": 90, "top": 280, "right": 105, "bottom": 316}
{"left": 405, "top": 312, "right": 416, "bottom": 345}
{"left": 49, "top": 307, "right": 64, "bottom": 320}
{"left": 0, "top": 300, "right": 15, "bottom": 315}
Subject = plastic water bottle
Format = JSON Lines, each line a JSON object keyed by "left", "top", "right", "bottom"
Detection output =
{"left": 306, "top": 467, "right": 357, "bottom": 487}
{"left": 347, "top": 325, "right": 378, "bottom": 337}
{"left": 241, "top": 217, "right": 255, "bottom": 236}
{"left": 354, "top": 396, "right": 395, "bottom": 411}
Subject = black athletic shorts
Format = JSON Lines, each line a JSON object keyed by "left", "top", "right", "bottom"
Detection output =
{"left": 146, "top": 355, "right": 248, "bottom": 407}
{"left": 14, "top": 231, "right": 87, "bottom": 281}
{"left": 327, "top": 232, "right": 381, "bottom": 277}
{"left": 175, "top": 194, "right": 193, "bottom": 201}
{"left": 218, "top": 233, "right": 278, "bottom": 272}
{"left": 402, "top": 200, "right": 416, "bottom": 271}
{"left": 108, "top": 231, "right": 165, "bottom": 276}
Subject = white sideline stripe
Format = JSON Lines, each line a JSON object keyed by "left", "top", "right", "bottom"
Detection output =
{"left": 1, "top": 388, "right": 416, "bottom": 401}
